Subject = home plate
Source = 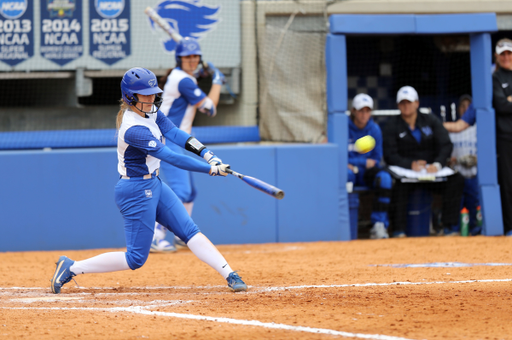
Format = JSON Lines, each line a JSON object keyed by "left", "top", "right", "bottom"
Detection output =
{"left": 11, "top": 297, "right": 82, "bottom": 302}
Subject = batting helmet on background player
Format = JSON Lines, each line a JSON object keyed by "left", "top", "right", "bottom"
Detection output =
{"left": 121, "top": 67, "right": 163, "bottom": 113}
{"left": 175, "top": 37, "right": 202, "bottom": 67}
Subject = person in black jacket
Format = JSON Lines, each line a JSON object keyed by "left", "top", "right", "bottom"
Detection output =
{"left": 383, "top": 86, "right": 464, "bottom": 237}
{"left": 493, "top": 38, "right": 512, "bottom": 236}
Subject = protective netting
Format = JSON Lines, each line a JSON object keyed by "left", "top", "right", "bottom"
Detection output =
{"left": 258, "top": 24, "right": 327, "bottom": 143}
{"left": 0, "top": 0, "right": 243, "bottom": 143}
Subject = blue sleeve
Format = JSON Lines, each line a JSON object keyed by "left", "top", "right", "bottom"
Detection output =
{"left": 178, "top": 78, "right": 206, "bottom": 105}
{"left": 155, "top": 110, "right": 176, "bottom": 135}
{"left": 124, "top": 126, "right": 165, "bottom": 153}
{"left": 148, "top": 146, "right": 211, "bottom": 174}
{"left": 461, "top": 103, "right": 476, "bottom": 126}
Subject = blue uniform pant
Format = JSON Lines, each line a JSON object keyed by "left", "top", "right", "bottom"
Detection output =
{"left": 115, "top": 175, "right": 200, "bottom": 270}
{"left": 347, "top": 166, "right": 392, "bottom": 227}
{"left": 159, "top": 142, "right": 197, "bottom": 203}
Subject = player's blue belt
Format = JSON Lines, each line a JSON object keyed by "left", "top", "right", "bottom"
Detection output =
{"left": 121, "top": 168, "right": 159, "bottom": 180}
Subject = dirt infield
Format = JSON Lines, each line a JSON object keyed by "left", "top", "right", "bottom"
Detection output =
{"left": 1, "top": 236, "right": 512, "bottom": 339}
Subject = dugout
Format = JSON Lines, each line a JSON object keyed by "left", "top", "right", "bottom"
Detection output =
{"left": 326, "top": 13, "right": 503, "bottom": 237}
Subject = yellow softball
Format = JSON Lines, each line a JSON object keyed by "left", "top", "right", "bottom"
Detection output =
{"left": 354, "top": 135, "right": 376, "bottom": 154}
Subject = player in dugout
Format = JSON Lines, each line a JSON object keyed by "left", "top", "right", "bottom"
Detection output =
{"left": 50, "top": 67, "right": 247, "bottom": 294}
{"left": 348, "top": 94, "right": 393, "bottom": 239}
{"left": 151, "top": 37, "right": 226, "bottom": 252}
{"left": 383, "top": 86, "right": 464, "bottom": 237}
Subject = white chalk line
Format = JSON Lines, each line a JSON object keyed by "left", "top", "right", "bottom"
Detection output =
{"left": 2, "top": 277, "right": 512, "bottom": 293}
{"left": 0, "top": 305, "right": 414, "bottom": 340}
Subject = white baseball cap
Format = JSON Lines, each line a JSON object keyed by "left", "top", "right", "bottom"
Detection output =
{"left": 496, "top": 39, "right": 512, "bottom": 55}
{"left": 396, "top": 86, "right": 419, "bottom": 103}
{"left": 352, "top": 93, "right": 374, "bottom": 110}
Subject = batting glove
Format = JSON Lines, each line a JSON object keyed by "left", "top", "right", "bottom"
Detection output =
{"left": 207, "top": 62, "right": 226, "bottom": 85}
{"left": 209, "top": 163, "right": 230, "bottom": 177}
{"left": 203, "top": 150, "right": 222, "bottom": 165}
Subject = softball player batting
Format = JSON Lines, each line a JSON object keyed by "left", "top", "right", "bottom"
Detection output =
{"left": 50, "top": 67, "right": 247, "bottom": 293}
{"left": 152, "top": 37, "right": 225, "bottom": 252}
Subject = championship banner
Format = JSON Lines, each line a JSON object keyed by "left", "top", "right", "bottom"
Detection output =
{"left": 0, "top": 0, "right": 34, "bottom": 66}
{"left": 40, "top": 0, "right": 83, "bottom": 66}
{"left": 89, "top": 0, "right": 130, "bottom": 65}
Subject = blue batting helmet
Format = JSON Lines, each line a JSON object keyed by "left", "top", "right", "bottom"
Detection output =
{"left": 121, "top": 67, "right": 163, "bottom": 108}
{"left": 175, "top": 37, "right": 202, "bottom": 67}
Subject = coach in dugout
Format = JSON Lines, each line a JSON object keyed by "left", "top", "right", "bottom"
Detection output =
{"left": 382, "top": 86, "right": 464, "bottom": 238}
{"left": 492, "top": 38, "right": 512, "bottom": 236}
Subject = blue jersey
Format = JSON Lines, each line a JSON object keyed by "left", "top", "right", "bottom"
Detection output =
{"left": 348, "top": 118, "right": 383, "bottom": 170}
{"left": 117, "top": 108, "right": 176, "bottom": 177}
{"left": 159, "top": 67, "right": 206, "bottom": 134}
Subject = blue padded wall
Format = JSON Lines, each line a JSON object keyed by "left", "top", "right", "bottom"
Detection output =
{"left": 191, "top": 145, "right": 278, "bottom": 245}
{"left": 329, "top": 13, "right": 497, "bottom": 35}
{"left": 327, "top": 113, "right": 351, "bottom": 241}
{"left": 0, "top": 148, "right": 125, "bottom": 251}
{"left": 326, "top": 34, "right": 347, "bottom": 114}
{"left": 275, "top": 144, "right": 342, "bottom": 242}
{"left": 415, "top": 14, "right": 497, "bottom": 34}
{"left": 0, "top": 144, "right": 345, "bottom": 252}
{"left": 330, "top": 15, "right": 415, "bottom": 35}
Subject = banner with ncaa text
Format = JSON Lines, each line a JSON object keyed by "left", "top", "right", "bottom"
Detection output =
{"left": 40, "top": 0, "right": 83, "bottom": 66}
{"left": 0, "top": 0, "right": 34, "bottom": 66}
{"left": 89, "top": 0, "right": 130, "bottom": 65}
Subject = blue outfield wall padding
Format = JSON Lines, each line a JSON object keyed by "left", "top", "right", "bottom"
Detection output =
{"left": 0, "top": 129, "right": 119, "bottom": 150}
{"left": 190, "top": 145, "right": 278, "bottom": 245}
{"left": 415, "top": 13, "right": 497, "bottom": 34}
{"left": 470, "top": 33, "right": 494, "bottom": 109}
{"left": 329, "top": 15, "right": 415, "bottom": 34}
{"left": 326, "top": 34, "right": 348, "bottom": 113}
{"left": 327, "top": 113, "right": 351, "bottom": 240}
{"left": 327, "top": 113, "right": 348, "bottom": 186}
{"left": 0, "top": 144, "right": 344, "bottom": 251}
{"left": 480, "top": 184, "right": 504, "bottom": 236}
{"left": 477, "top": 108, "right": 498, "bottom": 186}
{"left": 0, "top": 126, "right": 260, "bottom": 150}
{"left": 0, "top": 148, "right": 125, "bottom": 252}
{"left": 275, "top": 144, "right": 346, "bottom": 242}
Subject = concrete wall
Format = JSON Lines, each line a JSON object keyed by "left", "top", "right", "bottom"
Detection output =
{"left": 0, "top": 143, "right": 346, "bottom": 252}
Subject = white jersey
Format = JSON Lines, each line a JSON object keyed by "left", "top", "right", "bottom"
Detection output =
{"left": 159, "top": 68, "right": 206, "bottom": 134}
{"left": 449, "top": 125, "right": 477, "bottom": 178}
{"left": 117, "top": 108, "right": 165, "bottom": 177}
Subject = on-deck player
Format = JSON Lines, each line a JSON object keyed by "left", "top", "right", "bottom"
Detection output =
{"left": 151, "top": 37, "right": 225, "bottom": 252}
{"left": 50, "top": 67, "right": 247, "bottom": 293}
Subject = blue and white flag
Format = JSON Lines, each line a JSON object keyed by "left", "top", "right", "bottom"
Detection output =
{"left": 0, "top": 0, "right": 34, "bottom": 66}
{"left": 40, "top": 0, "right": 83, "bottom": 66}
{"left": 89, "top": 0, "right": 130, "bottom": 65}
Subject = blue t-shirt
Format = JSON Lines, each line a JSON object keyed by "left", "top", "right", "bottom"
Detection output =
{"left": 461, "top": 103, "right": 476, "bottom": 126}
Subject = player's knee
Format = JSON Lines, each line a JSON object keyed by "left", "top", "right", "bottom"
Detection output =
{"left": 126, "top": 251, "right": 149, "bottom": 270}
{"left": 174, "top": 224, "right": 200, "bottom": 244}
{"left": 376, "top": 171, "right": 392, "bottom": 189}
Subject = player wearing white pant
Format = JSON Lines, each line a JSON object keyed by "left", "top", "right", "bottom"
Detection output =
{"left": 151, "top": 37, "right": 226, "bottom": 252}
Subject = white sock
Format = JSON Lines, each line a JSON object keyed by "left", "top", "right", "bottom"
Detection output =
{"left": 183, "top": 202, "right": 194, "bottom": 216}
{"left": 70, "top": 252, "right": 130, "bottom": 275}
{"left": 187, "top": 233, "right": 233, "bottom": 279}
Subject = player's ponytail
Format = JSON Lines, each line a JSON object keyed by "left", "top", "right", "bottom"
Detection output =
{"left": 116, "top": 100, "right": 129, "bottom": 130}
